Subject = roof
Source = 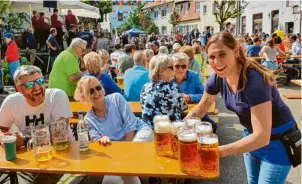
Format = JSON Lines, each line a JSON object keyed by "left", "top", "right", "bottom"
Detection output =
{"left": 174, "top": 0, "right": 190, "bottom": 4}
{"left": 142, "top": 2, "right": 173, "bottom": 10}
{"left": 180, "top": 13, "right": 200, "bottom": 22}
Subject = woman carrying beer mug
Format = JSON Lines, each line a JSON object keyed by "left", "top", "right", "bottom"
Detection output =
{"left": 186, "top": 32, "right": 298, "bottom": 184}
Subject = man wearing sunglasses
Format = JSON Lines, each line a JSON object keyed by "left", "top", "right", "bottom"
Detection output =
{"left": 0, "top": 65, "right": 73, "bottom": 149}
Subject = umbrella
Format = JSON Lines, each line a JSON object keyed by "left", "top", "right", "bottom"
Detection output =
{"left": 125, "top": 28, "right": 147, "bottom": 36}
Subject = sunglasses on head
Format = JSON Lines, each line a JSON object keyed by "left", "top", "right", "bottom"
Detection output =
{"left": 89, "top": 85, "right": 102, "bottom": 95}
{"left": 174, "top": 64, "right": 187, "bottom": 69}
{"left": 21, "top": 77, "right": 45, "bottom": 89}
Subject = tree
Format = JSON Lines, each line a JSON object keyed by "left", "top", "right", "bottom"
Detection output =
{"left": 82, "top": 0, "right": 112, "bottom": 22}
{"left": 213, "top": 0, "right": 248, "bottom": 31}
{"left": 6, "top": 13, "right": 30, "bottom": 30}
{"left": 168, "top": 6, "right": 181, "bottom": 34}
{"left": 147, "top": 23, "right": 159, "bottom": 35}
{"left": 0, "top": 0, "right": 10, "bottom": 23}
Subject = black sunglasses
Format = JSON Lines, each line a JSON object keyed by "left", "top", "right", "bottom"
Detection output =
{"left": 167, "top": 66, "right": 174, "bottom": 70}
{"left": 174, "top": 64, "right": 187, "bottom": 70}
{"left": 89, "top": 85, "right": 102, "bottom": 95}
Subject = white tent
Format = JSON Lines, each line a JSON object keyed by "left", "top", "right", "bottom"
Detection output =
{"left": 10, "top": 0, "right": 100, "bottom": 19}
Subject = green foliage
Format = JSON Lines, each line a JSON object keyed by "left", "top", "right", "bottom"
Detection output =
{"left": 168, "top": 6, "right": 181, "bottom": 28}
{"left": 213, "top": 0, "right": 248, "bottom": 30}
{"left": 2, "top": 57, "right": 30, "bottom": 84}
{"left": 147, "top": 23, "right": 159, "bottom": 35}
{"left": 0, "top": 0, "right": 10, "bottom": 21}
{"left": 82, "top": 0, "right": 112, "bottom": 16}
{"left": 6, "top": 13, "right": 30, "bottom": 30}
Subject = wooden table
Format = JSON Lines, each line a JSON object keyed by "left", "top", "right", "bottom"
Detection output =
{"left": 291, "top": 80, "right": 302, "bottom": 87}
{"left": 69, "top": 102, "right": 216, "bottom": 124}
{"left": 0, "top": 141, "right": 203, "bottom": 179}
{"left": 283, "top": 80, "right": 302, "bottom": 99}
{"left": 249, "top": 55, "right": 302, "bottom": 60}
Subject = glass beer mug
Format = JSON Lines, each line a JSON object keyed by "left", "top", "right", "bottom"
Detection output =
{"left": 154, "top": 115, "right": 172, "bottom": 157}
{"left": 27, "top": 125, "right": 52, "bottom": 162}
{"left": 50, "top": 119, "right": 69, "bottom": 151}
{"left": 185, "top": 117, "right": 201, "bottom": 128}
{"left": 116, "top": 73, "right": 124, "bottom": 89}
{"left": 170, "top": 120, "right": 186, "bottom": 159}
{"left": 197, "top": 134, "right": 220, "bottom": 178}
{"left": 178, "top": 126, "right": 199, "bottom": 175}
{"left": 195, "top": 121, "right": 213, "bottom": 137}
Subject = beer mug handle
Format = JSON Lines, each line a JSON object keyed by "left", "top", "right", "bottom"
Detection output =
{"left": 27, "top": 139, "right": 36, "bottom": 158}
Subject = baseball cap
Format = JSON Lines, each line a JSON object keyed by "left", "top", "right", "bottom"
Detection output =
{"left": 151, "top": 41, "right": 159, "bottom": 47}
{"left": 4, "top": 32, "right": 14, "bottom": 39}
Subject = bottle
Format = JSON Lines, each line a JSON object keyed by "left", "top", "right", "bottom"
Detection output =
{"left": 77, "top": 112, "right": 89, "bottom": 151}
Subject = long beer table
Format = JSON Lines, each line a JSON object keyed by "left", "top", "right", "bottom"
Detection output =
{"left": 283, "top": 80, "right": 302, "bottom": 99}
{"left": 69, "top": 102, "right": 217, "bottom": 124}
{"left": 0, "top": 141, "right": 203, "bottom": 179}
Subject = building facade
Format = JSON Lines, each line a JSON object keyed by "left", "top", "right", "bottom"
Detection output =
{"left": 175, "top": 0, "right": 201, "bottom": 35}
{"left": 240, "top": 0, "right": 301, "bottom": 35}
{"left": 142, "top": 2, "right": 174, "bottom": 35}
{"left": 199, "top": 0, "right": 236, "bottom": 34}
{"left": 101, "top": 5, "right": 138, "bottom": 32}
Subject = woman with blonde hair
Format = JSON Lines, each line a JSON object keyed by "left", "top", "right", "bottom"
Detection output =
{"left": 98, "top": 49, "right": 111, "bottom": 73}
{"left": 186, "top": 32, "right": 299, "bottom": 183}
{"left": 83, "top": 52, "right": 123, "bottom": 96}
{"left": 180, "top": 46, "right": 202, "bottom": 78}
{"left": 74, "top": 76, "right": 153, "bottom": 183}
{"left": 140, "top": 54, "right": 187, "bottom": 127}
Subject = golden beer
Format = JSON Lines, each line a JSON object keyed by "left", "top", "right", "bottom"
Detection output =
{"left": 50, "top": 119, "right": 69, "bottom": 151}
{"left": 36, "top": 146, "right": 53, "bottom": 162}
{"left": 171, "top": 121, "right": 186, "bottom": 159}
{"left": 117, "top": 77, "right": 124, "bottom": 88}
{"left": 53, "top": 141, "right": 69, "bottom": 151}
{"left": 197, "top": 134, "right": 219, "bottom": 178}
{"left": 185, "top": 117, "right": 201, "bottom": 128}
{"left": 178, "top": 127, "right": 199, "bottom": 175}
{"left": 154, "top": 118, "right": 172, "bottom": 157}
{"left": 195, "top": 122, "right": 213, "bottom": 137}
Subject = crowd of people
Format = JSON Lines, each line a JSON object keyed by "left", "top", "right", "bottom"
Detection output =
{"left": 0, "top": 9, "right": 301, "bottom": 184}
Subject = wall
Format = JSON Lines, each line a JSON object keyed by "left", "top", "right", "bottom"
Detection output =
{"left": 149, "top": 3, "right": 173, "bottom": 35}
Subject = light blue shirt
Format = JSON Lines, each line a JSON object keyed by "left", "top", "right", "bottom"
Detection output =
{"left": 291, "top": 41, "right": 301, "bottom": 55}
{"left": 84, "top": 93, "right": 149, "bottom": 141}
{"left": 124, "top": 65, "right": 150, "bottom": 101}
{"left": 173, "top": 70, "right": 205, "bottom": 103}
{"left": 189, "top": 59, "right": 202, "bottom": 81}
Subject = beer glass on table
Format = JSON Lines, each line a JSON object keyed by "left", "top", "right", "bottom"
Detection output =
{"left": 170, "top": 120, "right": 186, "bottom": 159}
{"left": 198, "top": 134, "right": 219, "bottom": 178}
{"left": 117, "top": 73, "right": 124, "bottom": 89}
{"left": 178, "top": 126, "right": 199, "bottom": 175}
{"left": 27, "top": 125, "right": 52, "bottom": 162}
{"left": 154, "top": 115, "right": 172, "bottom": 157}
{"left": 50, "top": 119, "right": 69, "bottom": 150}
{"left": 195, "top": 122, "right": 212, "bottom": 137}
{"left": 185, "top": 117, "right": 201, "bottom": 128}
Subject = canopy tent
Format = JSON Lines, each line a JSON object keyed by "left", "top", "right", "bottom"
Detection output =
{"left": 10, "top": 0, "right": 100, "bottom": 19}
{"left": 125, "top": 28, "right": 147, "bottom": 36}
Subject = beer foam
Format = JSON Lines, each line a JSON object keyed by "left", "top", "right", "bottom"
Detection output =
{"left": 153, "top": 115, "right": 170, "bottom": 123}
{"left": 198, "top": 136, "right": 218, "bottom": 145}
{"left": 178, "top": 132, "right": 197, "bottom": 142}
{"left": 186, "top": 118, "right": 201, "bottom": 126}
{"left": 195, "top": 125, "right": 212, "bottom": 134}
{"left": 171, "top": 121, "right": 186, "bottom": 134}
{"left": 154, "top": 121, "right": 171, "bottom": 133}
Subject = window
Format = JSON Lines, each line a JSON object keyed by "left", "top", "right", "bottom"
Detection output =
{"left": 203, "top": 5, "right": 207, "bottom": 15}
{"left": 253, "top": 13, "right": 263, "bottom": 34}
{"left": 161, "top": 9, "right": 167, "bottom": 17}
{"left": 118, "top": 11, "right": 123, "bottom": 21}
{"left": 286, "top": 0, "right": 290, "bottom": 7}
{"left": 195, "top": 2, "right": 200, "bottom": 12}
{"left": 212, "top": 3, "right": 216, "bottom": 14}
{"left": 271, "top": 10, "right": 279, "bottom": 33}
{"left": 161, "top": 26, "right": 167, "bottom": 35}
{"left": 241, "top": 16, "right": 246, "bottom": 35}
{"left": 155, "top": 11, "right": 159, "bottom": 18}
{"left": 178, "top": 5, "right": 182, "bottom": 15}
{"left": 185, "top": 3, "right": 190, "bottom": 14}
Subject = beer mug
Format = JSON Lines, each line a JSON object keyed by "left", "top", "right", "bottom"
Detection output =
{"left": 178, "top": 126, "right": 199, "bottom": 175}
{"left": 153, "top": 115, "right": 170, "bottom": 124}
{"left": 195, "top": 122, "right": 213, "bottom": 136}
{"left": 27, "top": 125, "right": 52, "bottom": 162}
{"left": 154, "top": 116, "right": 172, "bottom": 157}
{"left": 197, "top": 134, "right": 219, "bottom": 178}
{"left": 170, "top": 120, "right": 186, "bottom": 159}
{"left": 50, "top": 119, "right": 69, "bottom": 150}
{"left": 185, "top": 117, "right": 201, "bottom": 128}
{"left": 116, "top": 73, "right": 124, "bottom": 89}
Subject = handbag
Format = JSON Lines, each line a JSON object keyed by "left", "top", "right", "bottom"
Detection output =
{"left": 271, "top": 123, "right": 301, "bottom": 167}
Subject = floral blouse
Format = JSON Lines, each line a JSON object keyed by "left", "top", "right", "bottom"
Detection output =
{"left": 140, "top": 81, "right": 188, "bottom": 128}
